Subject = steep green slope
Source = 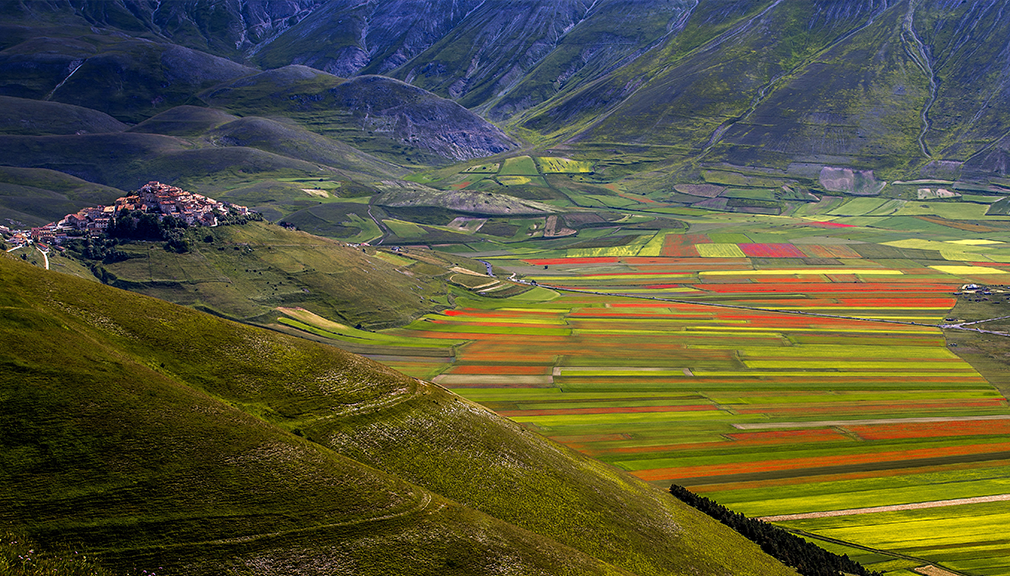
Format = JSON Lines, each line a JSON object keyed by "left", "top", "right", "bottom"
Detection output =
{"left": 914, "top": 3, "right": 1010, "bottom": 163}
{"left": 0, "top": 256, "right": 628, "bottom": 575}
{"left": 0, "top": 255, "right": 797, "bottom": 575}
{"left": 253, "top": 0, "right": 486, "bottom": 77}
{"left": 525, "top": 2, "right": 913, "bottom": 166}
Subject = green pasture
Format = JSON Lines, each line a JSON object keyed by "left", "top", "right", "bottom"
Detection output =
{"left": 500, "top": 156, "right": 540, "bottom": 175}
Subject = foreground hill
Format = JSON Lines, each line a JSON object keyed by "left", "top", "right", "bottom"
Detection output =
{"left": 0, "top": 255, "right": 796, "bottom": 575}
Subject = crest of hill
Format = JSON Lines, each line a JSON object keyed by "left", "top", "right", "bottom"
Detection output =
{"left": 0, "top": 167, "right": 125, "bottom": 226}
{"left": 128, "top": 105, "right": 240, "bottom": 137}
{"left": 205, "top": 115, "right": 408, "bottom": 178}
{"left": 201, "top": 66, "right": 518, "bottom": 163}
{"left": 0, "top": 255, "right": 795, "bottom": 576}
{"left": 0, "top": 132, "right": 338, "bottom": 191}
{"left": 0, "top": 96, "right": 127, "bottom": 136}
{"left": 0, "top": 32, "right": 256, "bottom": 123}
{"left": 130, "top": 105, "right": 406, "bottom": 178}
{"left": 373, "top": 180, "right": 555, "bottom": 215}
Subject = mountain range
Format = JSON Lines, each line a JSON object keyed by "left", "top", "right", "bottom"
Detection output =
{"left": 4, "top": 0, "right": 1010, "bottom": 185}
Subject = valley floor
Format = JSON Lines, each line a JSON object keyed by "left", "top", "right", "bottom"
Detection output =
{"left": 285, "top": 208, "right": 1010, "bottom": 576}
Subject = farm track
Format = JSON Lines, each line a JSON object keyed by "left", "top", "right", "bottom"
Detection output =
{"left": 102, "top": 489, "right": 436, "bottom": 555}
{"left": 759, "top": 492, "right": 1010, "bottom": 521}
{"left": 315, "top": 378, "right": 425, "bottom": 422}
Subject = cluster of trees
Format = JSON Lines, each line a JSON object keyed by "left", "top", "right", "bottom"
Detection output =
{"left": 669, "top": 484, "right": 881, "bottom": 576}
{"left": 218, "top": 210, "right": 263, "bottom": 226}
{"left": 108, "top": 211, "right": 189, "bottom": 253}
{"left": 65, "top": 236, "right": 130, "bottom": 264}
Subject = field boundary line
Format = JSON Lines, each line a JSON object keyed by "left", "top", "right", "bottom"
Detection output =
{"left": 760, "top": 493, "right": 1010, "bottom": 521}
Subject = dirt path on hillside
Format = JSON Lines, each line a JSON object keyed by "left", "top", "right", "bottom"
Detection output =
{"left": 760, "top": 493, "right": 1010, "bottom": 521}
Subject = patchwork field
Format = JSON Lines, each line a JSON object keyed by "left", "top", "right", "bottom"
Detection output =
{"left": 283, "top": 208, "right": 1010, "bottom": 575}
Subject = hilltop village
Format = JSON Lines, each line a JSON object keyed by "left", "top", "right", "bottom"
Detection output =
{"left": 11, "top": 182, "right": 249, "bottom": 246}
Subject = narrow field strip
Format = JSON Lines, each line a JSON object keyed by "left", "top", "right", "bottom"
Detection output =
{"left": 645, "top": 449, "right": 1010, "bottom": 485}
{"left": 759, "top": 493, "right": 1010, "bottom": 522}
{"left": 732, "top": 414, "right": 1010, "bottom": 430}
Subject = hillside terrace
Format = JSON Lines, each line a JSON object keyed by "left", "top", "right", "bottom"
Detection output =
{"left": 25, "top": 182, "right": 250, "bottom": 244}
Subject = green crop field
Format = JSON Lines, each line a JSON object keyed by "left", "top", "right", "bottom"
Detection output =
{"left": 536, "top": 157, "right": 594, "bottom": 173}
{"left": 500, "top": 156, "right": 540, "bottom": 175}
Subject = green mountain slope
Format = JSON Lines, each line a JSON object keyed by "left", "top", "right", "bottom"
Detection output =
{"left": 128, "top": 105, "right": 240, "bottom": 136}
{"left": 389, "top": 0, "right": 695, "bottom": 117}
{"left": 201, "top": 66, "right": 518, "bottom": 163}
{"left": 252, "top": 0, "right": 486, "bottom": 77}
{"left": 0, "top": 131, "right": 338, "bottom": 192}
{"left": 0, "top": 255, "right": 796, "bottom": 575}
{"left": 0, "top": 258, "right": 618, "bottom": 575}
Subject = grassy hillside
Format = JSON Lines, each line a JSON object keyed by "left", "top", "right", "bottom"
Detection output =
{"left": 0, "top": 95, "right": 127, "bottom": 136}
{"left": 0, "top": 167, "right": 125, "bottom": 227}
{"left": 0, "top": 254, "right": 796, "bottom": 575}
{"left": 89, "top": 221, "right": 452, "bottom": 329}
